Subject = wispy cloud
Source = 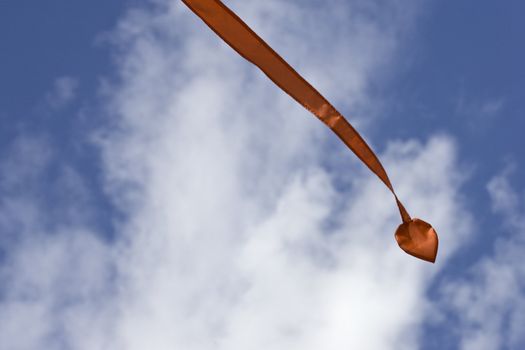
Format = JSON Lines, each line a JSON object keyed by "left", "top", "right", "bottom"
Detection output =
{"left": 487, "top": 165, "right": 525, "bottom": 230}
{"left": 455, "top": 86, "right": 506, "bottom": 133}
{"left": 0, "top": 134, "right": 116, "bottom": 349}
{"left": 45, "top": 76, "right": 79, "bottom": 110}
{"left": 438, "top": 167, "right": 525, "bottom": 350}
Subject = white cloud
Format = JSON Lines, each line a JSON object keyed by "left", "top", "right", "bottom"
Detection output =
{"left": 0, "top": 1, "right": 473, "bottom": 349}
{"left": 95, "top": 1, "right": 469, "bottom": 349}
{"left": 0, "top": 135, "right": 116, "bottom": 350}
{"left": 438, "top": 169, "right": 525, "bottom": 350}
{"left": 0, "top": 230, "right": 115, "bottom": 350}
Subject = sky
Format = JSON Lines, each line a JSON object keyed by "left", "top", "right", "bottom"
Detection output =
{"left": 0, "top": 0, "right": 524, "bottom": 349}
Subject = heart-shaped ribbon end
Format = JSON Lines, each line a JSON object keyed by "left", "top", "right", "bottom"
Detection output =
{"left": 394, "top": 218, "right": 439, "bottom": 263}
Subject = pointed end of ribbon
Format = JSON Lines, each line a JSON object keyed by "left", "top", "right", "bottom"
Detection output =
{"left": 394, "top": 218, "right": 439, "bottom": 263}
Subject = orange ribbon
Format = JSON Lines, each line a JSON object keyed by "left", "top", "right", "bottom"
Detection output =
{"left": 182, "top": 0, "right": 438, "bottom": 263}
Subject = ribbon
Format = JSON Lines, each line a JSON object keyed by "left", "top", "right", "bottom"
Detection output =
{"left": 181, "top": 0, "right": 439, "bottom": 263}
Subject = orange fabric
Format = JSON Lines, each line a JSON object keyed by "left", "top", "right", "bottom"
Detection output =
{"left": 182, "top": 0, "right": 438, "bottom": 263}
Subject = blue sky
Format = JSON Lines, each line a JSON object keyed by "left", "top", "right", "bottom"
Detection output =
{"left": 1, "top": 0, "right": 524, "bottom": 349}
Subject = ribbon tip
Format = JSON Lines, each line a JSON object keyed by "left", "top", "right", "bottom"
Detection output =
{"left": 394, "top": 218, "right": 438, "bottom": 263}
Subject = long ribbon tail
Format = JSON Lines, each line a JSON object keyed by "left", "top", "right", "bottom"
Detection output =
{"left": 181, "top": 0, "right": 438, "bottom": 263}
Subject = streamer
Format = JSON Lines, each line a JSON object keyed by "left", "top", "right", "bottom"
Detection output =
{"left": 181, "top": 0, "right": 438, "bottom": 263}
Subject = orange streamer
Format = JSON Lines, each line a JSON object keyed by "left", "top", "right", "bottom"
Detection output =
{"left": 181, "top": 0, "right": 438, "bottom": 263}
